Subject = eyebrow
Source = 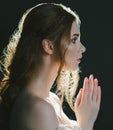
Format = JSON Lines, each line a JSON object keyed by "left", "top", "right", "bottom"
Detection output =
{"left": 72, "top": 33, "right": 79, "bottom": 37}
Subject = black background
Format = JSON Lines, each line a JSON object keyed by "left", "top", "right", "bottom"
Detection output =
{"left": 0, "top": 0, "right": 113, "bottom": 129}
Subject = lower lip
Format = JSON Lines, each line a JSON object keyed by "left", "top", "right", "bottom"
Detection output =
{"left": 77, "top": 59, "right": 81, "bottom": 63}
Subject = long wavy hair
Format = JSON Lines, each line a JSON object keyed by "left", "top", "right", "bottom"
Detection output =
{"left": 0, "top": 3, "right": 81, "bottom": 130}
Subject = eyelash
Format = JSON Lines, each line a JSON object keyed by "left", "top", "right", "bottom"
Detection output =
{"left": 71, "top": 38, "right": 77, "bottom": 44}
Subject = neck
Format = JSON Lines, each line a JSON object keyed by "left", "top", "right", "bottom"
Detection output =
{"left": 26, "top": 56, "right": 59, "bottom": 98}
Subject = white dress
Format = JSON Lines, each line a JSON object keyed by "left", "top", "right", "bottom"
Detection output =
{"left": 45, "top": 92, "right": 82, "bottom": 130}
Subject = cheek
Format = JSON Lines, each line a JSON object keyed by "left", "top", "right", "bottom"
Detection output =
{"left": 64, "top": 48, "right": 78, "bottom": 70}
{"left": 66, "top": 46, "right": 78, "bottom": 60}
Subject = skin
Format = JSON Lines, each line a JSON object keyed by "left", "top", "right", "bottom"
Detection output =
{"left": 64, "top": 21, "right": 86, "bottom": 70}
{"left": 10, "top": 21, "right": 101, "bottom": 130}
{"left": 63, "top": 21, "right": 101, "bottom": 130}
{"left": 74, "top": 75, "right": 101, "bottom": 130}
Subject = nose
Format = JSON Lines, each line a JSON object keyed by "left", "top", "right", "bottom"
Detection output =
{"left": 80, "top": 42, "right": 86, "bottom": 53}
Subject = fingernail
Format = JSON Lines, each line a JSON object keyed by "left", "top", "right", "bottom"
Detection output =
{"left": 95, "top": 78, "right": 98, "bottom": 83}
{"left": 89, "top": 74, "right": 93, "bottom": 79}
{"left": 85, "top": 77, "right": 88, "bottom": 80}
{"left": 85, "top": 77, "right": 88, "bottom": 82}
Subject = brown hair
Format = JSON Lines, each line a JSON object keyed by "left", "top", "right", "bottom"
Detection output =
{"left": 0, "top": 3, "right": 80, "bottom": 129}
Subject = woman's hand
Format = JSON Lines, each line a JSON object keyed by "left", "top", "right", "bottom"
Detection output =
{"left": 74, "top": 75, "right": 101, "bottom": 130}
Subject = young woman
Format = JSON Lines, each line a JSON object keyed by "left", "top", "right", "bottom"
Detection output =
{"left": 0, "top": 3, "right": 101, "bottom": 130}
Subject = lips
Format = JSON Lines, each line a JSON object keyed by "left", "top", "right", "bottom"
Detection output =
{"left": 77, "top": 57, "right": 82, "bottom": 62}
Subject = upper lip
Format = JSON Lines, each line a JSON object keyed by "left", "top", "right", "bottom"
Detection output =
{"left": 77, "top": 56, "right": 82, "bottom": 60}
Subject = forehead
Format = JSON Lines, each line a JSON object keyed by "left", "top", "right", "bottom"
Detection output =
{"left": 70, "top": 21, "right": 80, "bottom": 36}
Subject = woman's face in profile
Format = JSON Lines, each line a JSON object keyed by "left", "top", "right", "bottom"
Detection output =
{"left": 64, "top": 21, "right": 86, "bottom": 71}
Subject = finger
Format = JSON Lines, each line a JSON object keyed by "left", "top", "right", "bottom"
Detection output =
{"left": 91, "top": 74, "right": 94, "bottom": 91}
{"left": 92, "top": 78, "right": 98, "bottom": 102}
{"left": 97, "top": 86, "right": 101, "bottom": 106}
{"left": 88, "top": 74, "right": 93, "bottom": 100}
{"left": 90, "top": 74, "right": 94, "bottom": 100}
{"left": 82, "top": 77, "right": 89, "bottom": 101}
{"left": 74, "top": 88, "right": 82, "bottom": 108}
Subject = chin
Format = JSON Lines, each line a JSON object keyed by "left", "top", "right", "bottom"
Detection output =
{"left": 69, "top": 66, "right": 79, "bottom": 71}
{"left": 63, "top": 64, "right": 79, "bottom": 71}
{"left": 73, "top": 64, "right": 79, "bottom": 70}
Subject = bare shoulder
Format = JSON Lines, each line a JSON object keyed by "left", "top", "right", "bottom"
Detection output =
{"left": 29, "top": 96, "right": 57, "bottom": 115}
{"left": 11, "top": 94, "right": 59, "bottom": 130}
{"left": 26, "top": 96, "right": 59, "bottom": 130}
